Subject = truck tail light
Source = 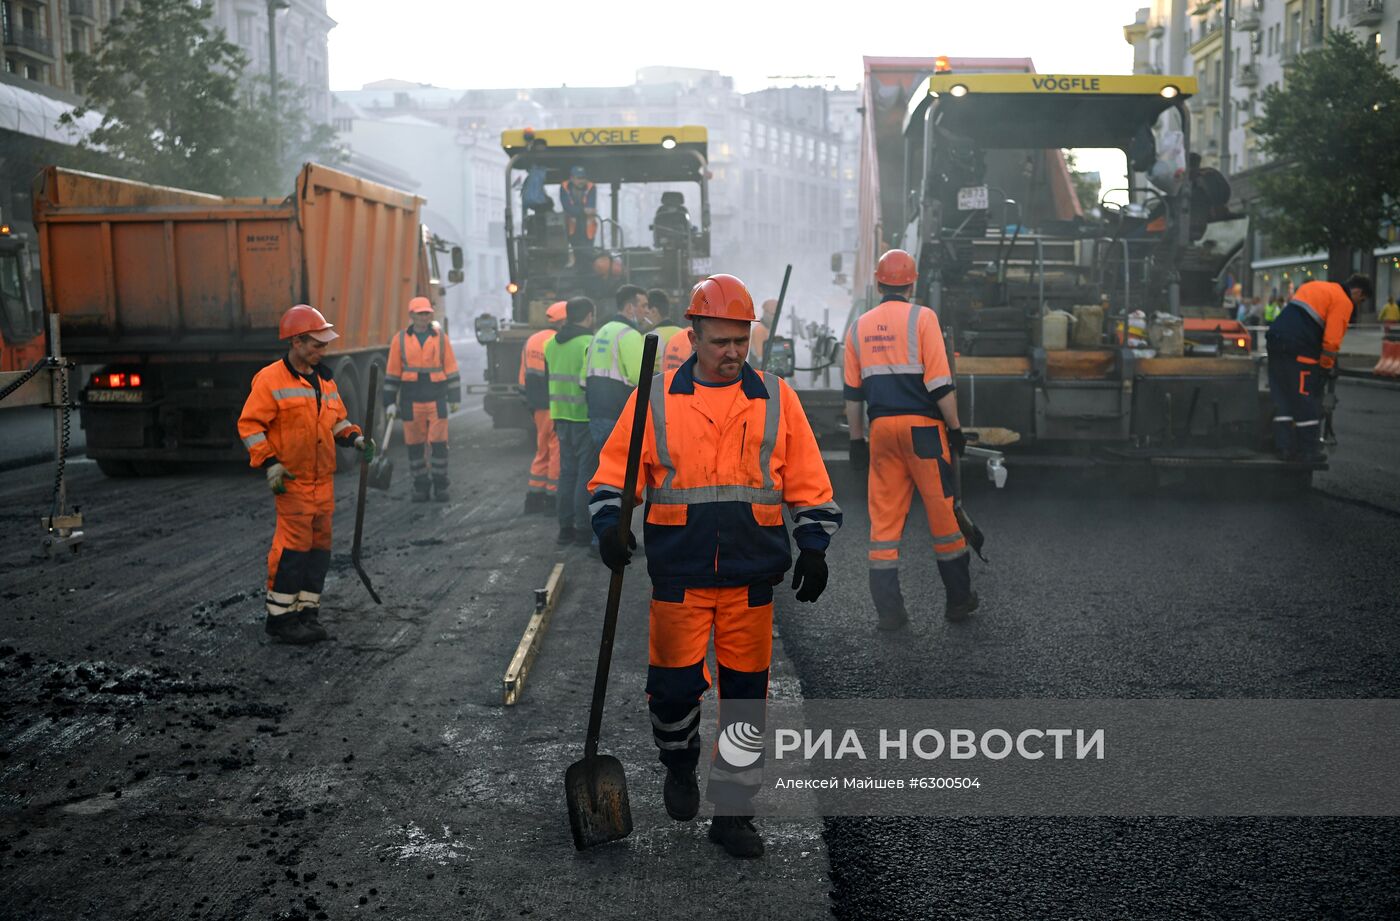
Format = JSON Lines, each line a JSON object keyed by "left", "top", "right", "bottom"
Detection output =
{"left": 91, "top": 372, "right": 142, "bottom": 388}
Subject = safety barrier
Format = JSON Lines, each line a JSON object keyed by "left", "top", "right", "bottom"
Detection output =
{"left": 1373, "top": 324, "right": 1400, "bottom": 379}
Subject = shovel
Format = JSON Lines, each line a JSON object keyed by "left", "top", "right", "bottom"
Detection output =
{"left": 352, "top": 364, "right": 384, "bottom": 605}
{"left": 369, "top": 407, "right": 395, "bottom": 490}
{"left": 564, "top": 331, "right": 659, "bottom": 850}
{"left": 945, "top": 327, "right": 987, "bottom": 562}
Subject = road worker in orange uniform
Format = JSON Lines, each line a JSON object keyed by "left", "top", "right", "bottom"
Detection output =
{"left": 589, "top": 274, "right": 841, "bottom": 859}
{"left": 383, "top": 297, "right": 461, "bottom": 502}
{"left": 748, "top": 298, "right": 777, "bottom": 364}
{"left": 238, "top": 305, "right": 373, "bottom": 645}
{"left": 844, "top": 249, "right": 977, "bottom": 630}
{"left": 1265, "top": 275, "right": 1371, "bottom": 461}
{"left": 661, "top": 324, "right": 694, "bottom": 372}
{"left": 520, "top": 301, "right": 567, "bottom": 513}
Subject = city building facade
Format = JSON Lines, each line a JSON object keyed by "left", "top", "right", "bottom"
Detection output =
{"left": 1125, "top": 0, "right": 1400, "bottom": 305}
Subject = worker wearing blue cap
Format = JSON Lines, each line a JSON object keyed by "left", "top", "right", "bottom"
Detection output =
{"left": 561, "top": 165, "right": 597, "bottom": 252}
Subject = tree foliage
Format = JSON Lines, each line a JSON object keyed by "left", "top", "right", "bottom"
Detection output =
{"left": 59, "top": 0, "right": 339, "bottom": 197}
{"left": 1254, "top": 29, "right": 1400, "bottom": 254}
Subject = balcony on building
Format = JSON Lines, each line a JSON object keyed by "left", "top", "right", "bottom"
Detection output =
{"left": 3, "top": 27, "right": 55, "bottom": 62}
{"left": 68, "top": 0, "right": 97, "bottom": 23}
{"left": 1238, "top": 62, "right": 1259, "bottom": 87}
{"left": 1349, "top": 0, "right": 1385, "bottom": 28}
{"left": 1234, "top": 1, "right": 1261, "bottom": 31}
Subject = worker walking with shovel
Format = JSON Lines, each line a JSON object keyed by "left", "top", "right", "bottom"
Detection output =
{"left": 587, "top": 274, "right": 842, "bottom": 858}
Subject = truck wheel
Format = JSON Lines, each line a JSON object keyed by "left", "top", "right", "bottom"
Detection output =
{"left": 96, "top": 459, "right": 137, "bottom": 478}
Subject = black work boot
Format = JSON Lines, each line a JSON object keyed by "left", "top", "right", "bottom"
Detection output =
{"left": 432, "top": 479, "right": 449, "bottom": 502}
{"left": 264, "top": 613, "right": 318, "bottom": 645}
{"left": 411, "top": 478, "right": 430, "bottom": 503}
{"left": 297, "top": 609, "right": 330, "bottom": 642}
{"left": 556, "top": 526, "right": 576, "bottom": 546}
{"left": 870, "top": 569, "right": 908, "bottom": 631}
{"left": 663, "top": 767, "right": 700, "bottom": 821}
{"left": 937, "top": 554, "right": 977, "bottom": 622}
{"left": 708, "top": 815, "right": 764, "bottom": 859}
{"left": 945, "top": 591, "right": 980, "bottom": 622}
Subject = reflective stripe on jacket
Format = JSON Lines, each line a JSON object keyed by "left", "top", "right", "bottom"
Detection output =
{"left": 237, "top": 358, "right": 359, "bottom": 481}
{"left": 519, "top": 327, "right": 557, "bottom": 411}
{"left": 384, "top": 327, "right": 461, "bottom": 405}
{"left": 1266, "top": 280, "right": 1354, "bottom": 368}
{"left": 585, "top": 316, "right": 643, "bottom": 420}
{"left": 544, "top": 327, "right": 592, "bottom": 422}
{"left": 842, "top": 297, "right": 954, "bottom": 421}
{"left": 588, "top": 356, "right": 841, "bottom": 590}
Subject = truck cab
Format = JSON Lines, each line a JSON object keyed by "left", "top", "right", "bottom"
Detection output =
{"left": 481, "top": 126, "right": 711, "bottom": 429}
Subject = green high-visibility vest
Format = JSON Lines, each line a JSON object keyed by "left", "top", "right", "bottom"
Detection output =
{"left": 1263, "top": 302, "right": 1281, "bottom": 323}
{"left": 543, "top": 332, "right": 591, "bottom": 422}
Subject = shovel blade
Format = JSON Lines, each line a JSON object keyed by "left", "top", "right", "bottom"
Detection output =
{"left": 954, "top": 503, "right": 987, "bottom": 561}
{"left": 368, "top": 457, "right": 394, "bottom": 491}
{"left": 564, "top": 754, "right": 632, "bottom": 850}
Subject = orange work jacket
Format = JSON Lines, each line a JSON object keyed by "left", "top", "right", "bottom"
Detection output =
{"left": 843, "top": 297, "right": 954, "bottom": 421}
{"left": 237, "top": 357, "right": 360, "bottom": 482}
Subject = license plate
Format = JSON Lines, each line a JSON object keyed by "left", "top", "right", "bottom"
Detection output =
{"left": 85, "top": 390, "right": 145, "bottom": 403}
{"left": 957, "top": 185, "right": 989, "bottom": 211}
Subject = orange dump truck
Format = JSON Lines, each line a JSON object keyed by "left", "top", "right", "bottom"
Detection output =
{"left": 33, "top": 164, "right": 455, "bottom": 475}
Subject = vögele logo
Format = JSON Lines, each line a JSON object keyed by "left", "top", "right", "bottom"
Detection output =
{"left": 717, "top": 721, "right": 764, "bottom": 767}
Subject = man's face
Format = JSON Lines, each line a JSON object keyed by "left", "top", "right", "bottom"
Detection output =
{"left": 690, "top": 318, "right": 751, "bottom": 380}
{"left": 640, "top": 301, "right": 661, "bottom": 329}
{"left": 412, "top": 312, "right": 432, "bottom": 333}
{"left": 571, "top": 174, "right": 586, "bottom": 189}
{"left": 291, "top": 335, "right": 328, "bottom": 367}
{"left": 1348, "top": 287, "right": 1369, "bottom": 308}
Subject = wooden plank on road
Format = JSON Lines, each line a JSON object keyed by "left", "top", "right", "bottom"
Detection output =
{"left": 502, "top": 562, "right": 565, "bottom": 706}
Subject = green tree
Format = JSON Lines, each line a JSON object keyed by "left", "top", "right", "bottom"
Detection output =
{"left": 60, "top": 0, "right": 338, "bottom": 197}
{"left": 1254, "top": 29, "right": 1400, "bottom": 267}
{"left": 1063, "top": 151, "right": 1103, "bottom": 214}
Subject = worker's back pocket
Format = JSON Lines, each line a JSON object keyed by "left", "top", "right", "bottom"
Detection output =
{"left": 910, "top": 425, "right": 946, "bottom": 461}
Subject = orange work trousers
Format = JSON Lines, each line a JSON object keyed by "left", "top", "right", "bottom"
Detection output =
{"left": 646, "top": 583, "right": 774, "bottom": 809}
{"left": 528, "top": 409, "right": 559, "bottom": 494}
{"left": 402, "top": 400, "right": 449, "bottom": 488}
{"left": 265, "top": 478, "right": 334, "bottom": 618}
{"left": 867, "top": 415, "right": 968, "bottom": 568}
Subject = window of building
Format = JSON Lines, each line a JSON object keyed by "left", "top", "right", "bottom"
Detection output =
{"left": 237, "top": 12, "right": 254, "bottom": 46}
{"left": 1372, "top": 32, "right": 1382, "bottom": 56}
{"left": 25, "top": 62, "right": 38, "bottom": 81}
{"left": 3, "top": 58, "right": 12, "bottom": 74}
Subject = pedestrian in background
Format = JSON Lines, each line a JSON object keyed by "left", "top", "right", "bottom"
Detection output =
{"left": 238, "top": 305, "right": 373, "bottom": 645}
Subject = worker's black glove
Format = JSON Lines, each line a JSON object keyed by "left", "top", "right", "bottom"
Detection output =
{"left": 598, "top": 525, "right": 636, "bottom": 572}
{"left": 947, "top": 427, "right": 967, "bottom": 457}
{"left": 791, "top": 550, "right": 828, "bottom": 603}
{"left": 849, "top": 438, "right": 869, "bottom": 473}
{"left": 1322, "top": 362, "right": 1340, "bottom": 381}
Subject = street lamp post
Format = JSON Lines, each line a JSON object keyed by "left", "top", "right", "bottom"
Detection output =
{"left": 267, "top": 0, "right": 291, "bottom": 164}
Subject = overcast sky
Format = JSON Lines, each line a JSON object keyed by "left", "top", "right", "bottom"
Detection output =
{"left": 325, "top": 0, "right": 1141, "bottom": 93}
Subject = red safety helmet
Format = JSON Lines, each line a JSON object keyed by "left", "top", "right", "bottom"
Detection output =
{"left": 875, "top": 249, "right": 917, "bottom": 287}
{"left": 279, "top": 304, "right": 338, "bottom": 342}
{"left": 408, "top": 296, "right": 434, "bottom": 314}
{"left": 545, "top": 300, "right": 568, "bottom": 324}
{"left": 686, "top": 274, "right": 756, "bottom": 322}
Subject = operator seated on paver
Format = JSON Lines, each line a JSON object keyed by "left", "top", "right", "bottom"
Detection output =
{"left": 383, "top": 297, "right": 461, "bottom": 502}
{"left": 560, "top": 165, "right": 598, "bottom": 254}
{"left": 237, "top": 304, "right": 374, "bottom": 645}
{"left": 651, "top": 191, "right": 692, "bottom": 248}
{"left": 1266, "top": 275, "right": 1371, "bottom": 462}
{"left": 520, "top": 300, "right": 567, "bottom": 515}
{"left": 588, "top": 273, "right": 842, "bottom": 859}
{"left": 845, "top": 248, "right": 977, "bottom": 630}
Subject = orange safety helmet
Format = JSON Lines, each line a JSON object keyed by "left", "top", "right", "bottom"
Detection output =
{"left": 545, "top": 300, "right": 568, "bottom": 324}
{"left": 687, "top": 274, "right": 756, "bottom": 322}
{"left": 875, "top": 249, "right": 917, "bottom": 287}
{"left": 408, "top": 296, "right": 434, "bottom": 314}
{"left": 279, "top": 304, "right": 338, "bottom": 342}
